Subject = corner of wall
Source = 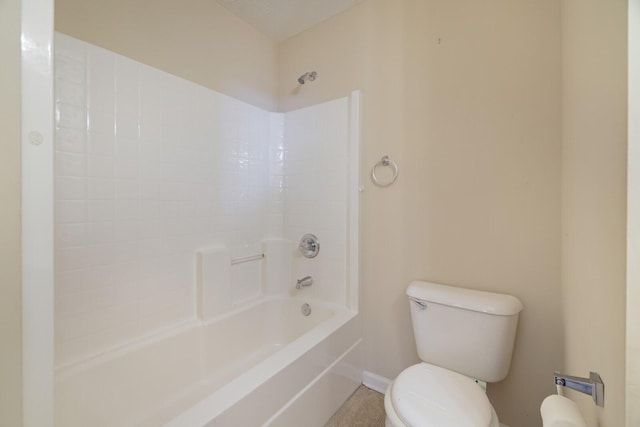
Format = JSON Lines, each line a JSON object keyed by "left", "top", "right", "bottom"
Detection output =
{"left": 560, "top": 0, "right": 628, "bottom": 425}
{"left": 0, "top": 0, "right": 24, "bottom": 423}
{"left": 627, "top": 1, "right": 640, "bottom": 425}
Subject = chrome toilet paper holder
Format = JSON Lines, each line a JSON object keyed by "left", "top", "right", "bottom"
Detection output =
{"left": 554, "top": 371, "right": 604, "bottom": 407}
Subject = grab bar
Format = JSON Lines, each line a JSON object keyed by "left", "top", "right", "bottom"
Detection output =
{"left": 230, "top": 253, "right": 264, "bottom": 265}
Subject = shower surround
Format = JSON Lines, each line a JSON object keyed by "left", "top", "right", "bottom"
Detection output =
{"left": 53, "top": 33, "right": 360, "bottom": 425}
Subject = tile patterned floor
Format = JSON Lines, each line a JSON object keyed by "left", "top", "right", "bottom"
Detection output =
{"left": 324, "top": 385, "right": 386, "bottom": 427}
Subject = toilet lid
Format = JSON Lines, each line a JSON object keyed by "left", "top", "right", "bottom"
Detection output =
{"left": 390, "top": 363, "right": 493, "bottom": 427}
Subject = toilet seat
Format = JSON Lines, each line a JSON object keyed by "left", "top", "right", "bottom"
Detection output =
{"left": 385, "top": 363, "right": 499, "bottom": 427}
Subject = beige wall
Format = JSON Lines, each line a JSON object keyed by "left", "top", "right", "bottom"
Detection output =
{"left": 561, "top": 1, "right": 628, "bottom": 426}
{"left": 628, "top": 2, "right": 640, "bottom": 425}
{"left": 55, "top": 0, "right": 279, "bottom": 111}
{"left": 280, "top": 1, "right": 563, "bottom": 426}
{"left": 0, "top": 0, "right": 23, "bottom": 424}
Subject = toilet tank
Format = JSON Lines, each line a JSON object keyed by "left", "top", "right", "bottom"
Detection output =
{"left": 407, "top": 281, "right": 523, "bottom": 383}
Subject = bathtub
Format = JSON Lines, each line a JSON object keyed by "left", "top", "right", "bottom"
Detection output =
{"left": 54, "top": 297, "right": 362, "bottom": 427}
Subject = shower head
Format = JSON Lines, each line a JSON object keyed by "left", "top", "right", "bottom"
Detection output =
{"left": 298, "top": 71, "right": 317, "bottom": 84}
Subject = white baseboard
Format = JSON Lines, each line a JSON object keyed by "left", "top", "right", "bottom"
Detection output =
{"left": 362, "top": 371, "right": 392, "bottom": 394}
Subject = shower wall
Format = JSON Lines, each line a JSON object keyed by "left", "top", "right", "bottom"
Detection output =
{"left": 282, "top": 101, "right": 350, "bottom": 304}
{"left": 54, "top": 33, "right": 352, "bottom": 367}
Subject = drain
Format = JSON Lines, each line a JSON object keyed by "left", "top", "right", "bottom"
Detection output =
{"left": 301, "top": 303, "right": 311, "bottom": 316}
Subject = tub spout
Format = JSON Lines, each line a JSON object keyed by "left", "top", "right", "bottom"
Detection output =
{"left": 296, "top": 276, "right": 313, "bottom": 289}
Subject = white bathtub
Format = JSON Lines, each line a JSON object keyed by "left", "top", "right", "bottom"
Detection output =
{"left": 55, "top": 297, "right": 362, "bottom": 427}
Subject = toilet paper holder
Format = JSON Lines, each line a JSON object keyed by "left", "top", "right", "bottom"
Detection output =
{"left": 554, "top": 371, "right": 604, "bottom": 407}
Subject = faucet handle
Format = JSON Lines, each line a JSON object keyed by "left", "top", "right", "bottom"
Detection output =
{"left": 299, "top": 234, "right": 320, "bottom": 258}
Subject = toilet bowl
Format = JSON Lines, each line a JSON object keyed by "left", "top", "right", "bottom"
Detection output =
{"left": 384, "top": 363, "right": 500, "bottom": 427}
{"left": 385, "top": 281, "right": 523, "bottom": 427}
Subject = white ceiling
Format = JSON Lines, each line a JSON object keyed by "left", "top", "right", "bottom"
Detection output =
{"left": 216, "top": 0, "right": 367, "bottom": 42}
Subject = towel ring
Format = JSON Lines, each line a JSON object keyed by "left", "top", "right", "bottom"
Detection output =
{"left": 371, "top": 155, "right": 399, "bottom": 187}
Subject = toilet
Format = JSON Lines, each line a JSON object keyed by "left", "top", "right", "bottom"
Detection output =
{"left": 384, "top": 281, "right": 523, "bottom": 427}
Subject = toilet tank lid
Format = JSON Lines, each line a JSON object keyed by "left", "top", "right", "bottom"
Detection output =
{"left": 407, "top": 281, "right": 523, "bottom": 316}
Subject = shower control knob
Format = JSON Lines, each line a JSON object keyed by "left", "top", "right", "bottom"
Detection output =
{"left": 299, "top": 234, "right": 320, "bottom": 258}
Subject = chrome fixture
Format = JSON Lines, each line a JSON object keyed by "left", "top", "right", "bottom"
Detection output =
{"left": 409, "top": 296, "right": 427, "bottom": 310}
{"left": 296, "top": 276, "right": 313, "bottom": 289}
{"left": 299, "top": 234, "right": 320, "bottom": 258}
{"left": 301, "top": 303, "right": 312, "bottom": 316}
{"left": 297, "top": 71, "right": 317, "bottom": 84}
{"left": 371, "top": 155, "right": 399, "bottom": 187}
{"left": 230, "top": 253, "right": 264, "bottom": 265}
{"left": 554, "top": 371, "right": 604, "bottom": 407}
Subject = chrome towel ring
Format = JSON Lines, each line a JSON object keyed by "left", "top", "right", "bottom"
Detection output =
{"left": 371, "top": 155, "right": 399, "bottom": 187}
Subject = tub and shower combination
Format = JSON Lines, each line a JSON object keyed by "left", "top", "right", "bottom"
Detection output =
{"left": 52, "top": 34, "right": 361, "bottom": 426}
